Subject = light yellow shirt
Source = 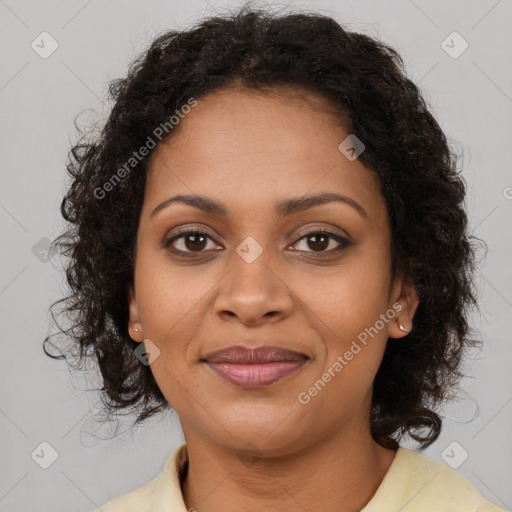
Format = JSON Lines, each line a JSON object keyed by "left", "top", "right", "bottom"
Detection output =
{"left": 93, "top": 443, "right": 505, "bottom": 511}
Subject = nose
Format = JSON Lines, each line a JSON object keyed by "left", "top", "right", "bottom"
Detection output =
{"left": 214, "top": 251, "right": 294, "bottom": 326}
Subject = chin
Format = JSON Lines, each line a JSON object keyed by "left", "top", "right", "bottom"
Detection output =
{"left": 212, "top": 419, "right": 307, "bottom": 456}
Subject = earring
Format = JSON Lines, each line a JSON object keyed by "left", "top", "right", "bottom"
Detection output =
{"left": 398, "top": 323, "right": 407, "bottom": 333}
{"left": 134, "top": 328, "right": 139, "bottom": 332}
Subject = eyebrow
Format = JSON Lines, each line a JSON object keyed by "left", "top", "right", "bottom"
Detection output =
{"left": 149, "top": 192, "right": 367, "bottom": 220}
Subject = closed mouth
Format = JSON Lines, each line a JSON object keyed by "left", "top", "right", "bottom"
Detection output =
{"left": 201, "top": 345, "right": 309, "bottom": 364}
{"left": 200, "top": 344, "right": 309, "bottom": 388}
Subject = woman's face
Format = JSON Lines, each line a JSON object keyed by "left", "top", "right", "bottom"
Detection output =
{"left": 129, "top": 85, "right": 418, "bottom": 456}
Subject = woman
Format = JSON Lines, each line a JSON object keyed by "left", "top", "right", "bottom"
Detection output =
{"left": 44, "top": 5, "right": 504, "bottom": 511}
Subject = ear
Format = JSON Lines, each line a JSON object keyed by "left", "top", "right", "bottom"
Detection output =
{"left": 128, "top": 284, "right": 144, "bottom": 343}
{"left": 388, "top": 275, "right": 420, "bottom": 339}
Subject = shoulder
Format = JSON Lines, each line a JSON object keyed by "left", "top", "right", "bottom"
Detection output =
{"left": 90, "top": 474, "right": 160, "bottom": 512}
{"left": 375, "top": 446, "right": 505, "bottom": 512}
{"left": 89, "top": 443, "right": 188, "bottom": 512}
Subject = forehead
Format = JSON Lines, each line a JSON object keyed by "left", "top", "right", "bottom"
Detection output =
{"left": 144, "top": 86, "right": 386, "bottom": 227}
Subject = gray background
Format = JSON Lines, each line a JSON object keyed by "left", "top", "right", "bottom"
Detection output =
{"left": 0, "top": 0, "right": 511, "bottom": 511}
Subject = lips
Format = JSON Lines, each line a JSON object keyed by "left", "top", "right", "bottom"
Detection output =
{"left": 201, "top": 345, "right": 309, "bottom": 389}
{"left": 203, "top": 345, "right": 309, "bottom": 364}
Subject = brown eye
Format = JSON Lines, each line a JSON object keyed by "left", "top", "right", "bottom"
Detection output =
{"left": 163, "top": 229, "right": 218, "bottom": 254}
{"left": 305, "top": 233, "right": 330, "bottom": 251}
{"left": 291, "top": 230, "right": 352, "bottom": 256}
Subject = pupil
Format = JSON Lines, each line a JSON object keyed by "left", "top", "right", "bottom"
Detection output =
{"left": 308, "top": 234, "right": 328, "bottom": 251}
{"left": 185, "top": 234, "right": 207, "bottom": 251}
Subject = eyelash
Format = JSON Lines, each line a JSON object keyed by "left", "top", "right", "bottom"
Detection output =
{"left": 163, "top": 228, "right": 352, "bottom": 258}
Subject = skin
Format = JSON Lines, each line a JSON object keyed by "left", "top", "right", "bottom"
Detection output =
{"left": 128, "top": 84, "right": 419, "bottom": 512}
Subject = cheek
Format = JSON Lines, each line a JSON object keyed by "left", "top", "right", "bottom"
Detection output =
{"left": 295, "top": 253, "right": 391, "bottom": 338}
{"left": 135, "top": 253, "right": 215, "bottom": 342}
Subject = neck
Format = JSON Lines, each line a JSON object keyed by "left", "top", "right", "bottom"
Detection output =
{"left": 180, "top": 425, "right": 397, "bottom": 512}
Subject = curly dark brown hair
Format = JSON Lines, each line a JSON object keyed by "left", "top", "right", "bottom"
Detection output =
{"left": 44, "top": 3, "right": 484, "bottom": 450}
